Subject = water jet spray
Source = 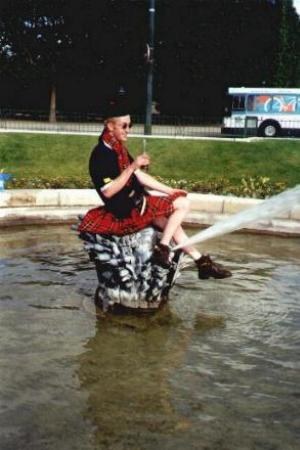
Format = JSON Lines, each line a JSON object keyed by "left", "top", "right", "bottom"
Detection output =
{"left": 174, "top": 185, "right": 300, "bottom": 250}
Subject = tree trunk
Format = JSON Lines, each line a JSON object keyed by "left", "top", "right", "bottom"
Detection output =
{"left": 49, "top": 84, "right": 57, "bottom": 123}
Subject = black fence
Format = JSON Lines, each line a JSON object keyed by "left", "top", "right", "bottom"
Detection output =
{"left": 1, "top": 108, "right": 299, "bottom": 138}
{"left": 0, "top": 108, "right": 223, "bottom": 137}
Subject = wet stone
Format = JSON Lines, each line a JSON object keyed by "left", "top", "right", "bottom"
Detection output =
{"left": 78, "top": 226, "right": 183, "bottom": 312}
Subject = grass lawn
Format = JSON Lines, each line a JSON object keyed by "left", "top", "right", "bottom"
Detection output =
{"left": 1, "top": 132, "right": 300, "bottom": 187}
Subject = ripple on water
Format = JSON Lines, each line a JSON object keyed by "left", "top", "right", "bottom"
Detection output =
{"left": 0, "top": 226, "right": 299, "bottom": 450}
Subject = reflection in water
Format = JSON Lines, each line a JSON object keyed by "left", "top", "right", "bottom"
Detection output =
{"left": 0, "top": 225, "right": 299, "bottom": 450}
{"left": 77, "top": 311, "right": 194, "bottom": 448}
{"left": 78, "top": 305, "right": 227, "bottom": 449}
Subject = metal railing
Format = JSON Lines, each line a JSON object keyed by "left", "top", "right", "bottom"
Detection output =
{"left": 0, "top": 108, "right": 223, "bottom": 138}
{"left": 2, "top": 108, "right": 300, "bottom": 138}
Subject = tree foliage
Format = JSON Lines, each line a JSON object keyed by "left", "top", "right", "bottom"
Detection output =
{"left": 0, "top": 0, "right": 299, "bottom": 118}
{"left": 274, "top": 0, "right": 300, "bottom": 86}
{"left": 0, "top": 0, "right": 79, "bottom": 119}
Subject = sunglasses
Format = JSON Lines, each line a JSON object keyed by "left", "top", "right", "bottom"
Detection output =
{"left": 121, "top": 122, "right": 133, "bottom": 130}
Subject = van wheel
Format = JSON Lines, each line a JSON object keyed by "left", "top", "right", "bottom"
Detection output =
{"left": 258, "top": 121, "right": 281, "bottom": 138}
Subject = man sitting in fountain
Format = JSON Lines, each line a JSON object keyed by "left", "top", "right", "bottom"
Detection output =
{"left": 78, "top": 98, "right": 231, "bottom": 280}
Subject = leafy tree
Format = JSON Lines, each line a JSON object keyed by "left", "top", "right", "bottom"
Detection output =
{"left": 155, "top": 0, "right": 300, "bottom": 116}
{"left": 1, "top": 0, "right": 300, "bottom": 119}
{"left": 0, "top": 0, "right": 148, "bottom": 119}
{"left": 73, "top": 0, "right": 147, "bottom": 113}
{"left": 1, "top": 0, "right": 72, "bottom": 121}
{"left": 274, "top": 0, "right": 300, "bottom": 86}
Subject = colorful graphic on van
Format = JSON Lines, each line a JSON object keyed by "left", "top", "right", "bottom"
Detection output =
{"left": 247, "top": 95, "right": 297, "bottom": 113}
{"left": 256, "top": 95, "right": 272, "bottom": 113}
{"left": 270, "top": 96, "right": 296, "bottom": 113}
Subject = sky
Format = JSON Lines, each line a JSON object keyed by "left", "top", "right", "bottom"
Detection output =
{"left": 294, "top": 0, "right": 300, "bottom": 15}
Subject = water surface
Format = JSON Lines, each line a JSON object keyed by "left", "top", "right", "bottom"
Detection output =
{"left": 0, "top": 225, "right": 299, "bottom": 450}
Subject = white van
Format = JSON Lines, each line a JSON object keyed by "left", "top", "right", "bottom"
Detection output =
{"left": 222, "top": 87, "right": 300, "bottom": 137}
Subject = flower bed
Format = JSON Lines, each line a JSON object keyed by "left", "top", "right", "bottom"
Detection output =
{"left": 6, "top": 175, "right": 287, "bottom": 199}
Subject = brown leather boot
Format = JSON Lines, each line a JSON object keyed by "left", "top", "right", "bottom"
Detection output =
{"left": 196, "top": 254, "right": 232, "bottom": 279}
{"left": 152, "top": 242, "right": 171, "bottom": 268}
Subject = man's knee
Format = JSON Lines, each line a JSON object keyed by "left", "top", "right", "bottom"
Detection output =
{"left": 153, "top": 216, "right": 167, "bottom": 229}
{"left": 173, "top": 196, "right": 190, "bottom": 212}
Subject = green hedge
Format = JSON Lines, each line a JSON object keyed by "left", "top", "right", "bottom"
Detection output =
{"left": 7, "top": 175, "right": 287, "bottom": 199}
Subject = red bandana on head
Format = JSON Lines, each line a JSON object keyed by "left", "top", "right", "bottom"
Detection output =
{"left": 101, "top": 127, "right": 131, "bottom": 174}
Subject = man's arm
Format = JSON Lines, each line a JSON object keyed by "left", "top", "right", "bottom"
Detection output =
{"left": 102, "top": 154, "right": 150, "bottom": 198}
{"left": 135, "top": 170, "right": 187, "bottom": 196}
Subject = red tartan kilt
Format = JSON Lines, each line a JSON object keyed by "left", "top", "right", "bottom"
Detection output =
{"left": 78, "top": 192, "right": 186, "bottom": 236}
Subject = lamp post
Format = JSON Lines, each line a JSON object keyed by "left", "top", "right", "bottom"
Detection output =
{"left": 144, "top": 0, "right": 156, "bottom": 135}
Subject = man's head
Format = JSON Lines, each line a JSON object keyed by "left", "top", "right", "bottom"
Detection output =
{"left": 105, "top": 115, "right": 132, "bottom": 143}
{"left": 103, "top": 92, "right": 132, "bottom": 143}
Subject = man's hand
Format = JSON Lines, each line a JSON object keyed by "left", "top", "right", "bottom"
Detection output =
{"left": 169, "top": 188, "right": 188, "bottom": 196}
{"left": 132, "top": 153, "right": 150, "bottom": 170}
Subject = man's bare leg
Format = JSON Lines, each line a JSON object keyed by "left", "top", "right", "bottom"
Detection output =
{"left": 158, "top": 197, "right": 193, "bottom": 247}
{"left": 153, "top": 216, "right": 201, "bottom": 261}
{"left": 152, "top": 197, "right": 232, "bottom": 279}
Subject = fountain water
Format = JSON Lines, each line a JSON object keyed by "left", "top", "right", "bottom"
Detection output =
{"left": 1, "top": 226, "right": 299, "bottom": 450}
{"left": 174, "top": 185, "right": 300, "bottom": 249}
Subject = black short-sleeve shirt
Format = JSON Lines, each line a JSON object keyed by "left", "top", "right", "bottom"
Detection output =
{"left": 89, "top": 140, "right": 145, "bottom": 219}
